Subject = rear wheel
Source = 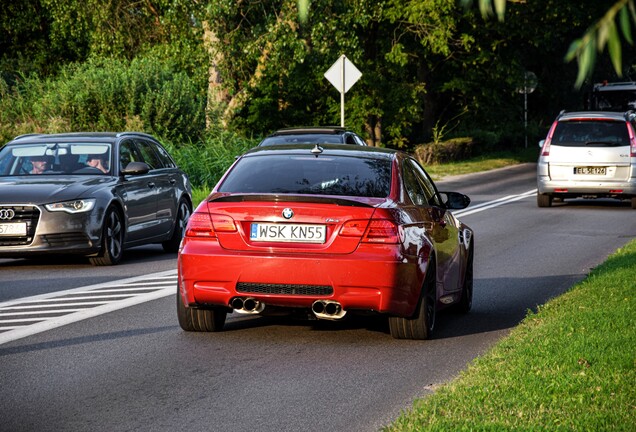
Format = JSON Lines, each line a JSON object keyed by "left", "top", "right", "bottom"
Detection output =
{"left": 176, "top": 289, "right": 226, "bottom": 332}
{"left": 537, "top": 193, "right": 552, "bottom": 207}
{"left": 89, "top": 206, "right": 124, "bottom": 266}
{"left": 162, "top": 199, "right": 192, "bottom": 253}
{"left": 389, "top": 265, "right": 436, "bottom": 340}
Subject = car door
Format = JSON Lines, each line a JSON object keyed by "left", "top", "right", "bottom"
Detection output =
{"left": 134, "top": 138, "right": 176, "bottom": 237}
{"left": 407, "top": 159, "right": 462, "bottom": 294}
{"left": 118, "top": 139, "right": 159, "bottom": 242}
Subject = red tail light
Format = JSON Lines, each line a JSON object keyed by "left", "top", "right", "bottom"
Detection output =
{"left": 340, "top": 219, "right": 398, "bottom": 243}
{"left": 185, "top": 212, "right": 216, "bottom": 238}
{"left": 541, "top": 120, "right": 558, "bottom": 156}
{"left": 627, "top": 122, "right": 636, "bottom": 157}
{"left": 185, "top": 213, "right": 237, "bottom": 238}
{"left": 363, "top": 220, "right": 399, "bottom": 243}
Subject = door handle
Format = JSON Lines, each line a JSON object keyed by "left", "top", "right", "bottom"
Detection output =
{"left": 147, "top": 182, "right": 156, "bottom": 188}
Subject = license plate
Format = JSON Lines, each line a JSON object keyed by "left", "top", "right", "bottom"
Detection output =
{"left": 574, "top": 166, "right": 606, "bottom": 175}
{"left": 0, "top": 222, "right": 27, "bottom": 236}
{"left": 250, "top": 223, "right": 326, "bottom": 243}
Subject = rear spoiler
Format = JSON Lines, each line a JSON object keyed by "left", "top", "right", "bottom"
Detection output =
{"left": 207, "top": 193, "right": 378, "bottom": 208}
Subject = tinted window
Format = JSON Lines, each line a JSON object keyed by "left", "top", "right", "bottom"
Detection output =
{"left": 135, "top": 139, "right": 164, "bottom": 169}
{"left": 153, "top": 143, "right": 176, "bottom": 168}
{"left": 260, "top": 134, "right": 344, "bottom": 146}
{"left": 219, "top": 154, "right": 391, "bottom": 198}
{"left": 553, "top": 121, "right": 629, "bottom": 147}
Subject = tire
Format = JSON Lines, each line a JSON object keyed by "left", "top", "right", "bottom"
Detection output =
{"left": 162, "top": 199, "right": 192, "bottom": 253}
{"left": 537, "top": 193, "right": 552, "bottom": 207}
{"left": 89, "top": 206, "right": 124, "bottom": 266}
{"left": 631, "top": 197, "right": 636, "bottom": 209}
{"left": 389, "top": 264, "right": 436, "bottom": 340}
{"left": 457, "top": 247, "right": 473, "bottom": 314}
{"left": 176, "top": 288, "right": 226, "bottom": 332}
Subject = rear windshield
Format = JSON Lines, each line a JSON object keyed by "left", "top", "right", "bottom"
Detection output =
{"left": 259, "top": 134, "right": 344, "bottom": 146}
{"left": 218, "top": 154, "right": 391, "bottom": 198}
{"left": 552, "top": 120, "right": 630, "bottom": 147}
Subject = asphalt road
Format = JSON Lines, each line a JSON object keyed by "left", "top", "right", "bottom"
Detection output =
{"left": 1, "top": 163, "right": 635, "bottom": 432}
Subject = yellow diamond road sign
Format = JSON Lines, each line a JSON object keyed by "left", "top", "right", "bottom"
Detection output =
{"left": 324, "top": 55, "right": 362, "bottom": 94}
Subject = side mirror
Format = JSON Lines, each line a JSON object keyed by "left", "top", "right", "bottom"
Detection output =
{"left": 538, "top": 139, "right": 545, "bottom": 148}
{"left": 121, "top": 161, "right": 150, "bottom": 176}
{"left": 439, "top": 191, "right": 471, "bottom": 210}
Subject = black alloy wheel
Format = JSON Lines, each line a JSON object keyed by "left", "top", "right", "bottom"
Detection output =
{"left": 89, "top": 206, "right": 124, "bottom": 266}
{"left": 162, "top": 199, "right": 192, "bottom": 253}
{"left": 388, "top": 263, "right": 436, "bottom": 340}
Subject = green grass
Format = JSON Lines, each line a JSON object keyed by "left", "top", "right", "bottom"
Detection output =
{"left": 424, "top": 147, "right": 538, "bottom": 181}
{"left": 385, "top": 240, "right": 636, "bottom": 432}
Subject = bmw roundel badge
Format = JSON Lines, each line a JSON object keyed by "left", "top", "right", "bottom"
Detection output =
{"left": 282, "top": 208, "right": 294, "bottom": 219}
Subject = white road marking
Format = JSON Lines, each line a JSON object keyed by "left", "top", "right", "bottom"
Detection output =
{"left": 0, "top": 270, "right": 176, "bottom": 346}
{"left": 454, "top": 189, "right": 536, "bottom": 217}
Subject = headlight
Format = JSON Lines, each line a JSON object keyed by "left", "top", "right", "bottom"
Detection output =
{"left": 45, "top": 199, "right": 96, "bottom": 214}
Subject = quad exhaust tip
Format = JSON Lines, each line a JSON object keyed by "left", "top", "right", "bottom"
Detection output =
{"left": 312, "top": 300, "right": 346, "bottom": 320}
{"left": 230, "top": 297, "right": 265, "bottom": 314}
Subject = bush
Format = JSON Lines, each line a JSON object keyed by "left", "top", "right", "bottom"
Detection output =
{"left": 161, "top": 130, "right": 258, "bottom": 190}
{"left": 414, "top": 137, "right": 476, "bottom": 165}
{"left": 0, "top": 57, "right": 205, "bottom": 144}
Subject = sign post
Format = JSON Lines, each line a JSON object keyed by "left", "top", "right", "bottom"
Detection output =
{"left": 324, "top": 55, "right": 362, "bottom": 127}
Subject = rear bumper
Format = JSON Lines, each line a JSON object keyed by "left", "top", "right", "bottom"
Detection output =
{"left": 537, "top": 175, "right": 636, "bottom": 197}
{"left": 177, "top": 238, "right": 427, "bottom": 317}
{"left": 537, "top": 161, "right": 636, "bottom": 197}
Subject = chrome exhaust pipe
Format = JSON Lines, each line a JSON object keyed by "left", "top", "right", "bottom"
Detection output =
{"left": 230, "top": 297, "right": 265, "bottom": 314}
{"left": 311, "top": 300, "right": 346, "bottom": 320}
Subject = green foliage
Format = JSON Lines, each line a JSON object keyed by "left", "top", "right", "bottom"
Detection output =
{"left": 0, "top": 57, "right": 205, "bottom": 143}
{"left": 161, "top": 131, "right": 257, "bottom": 191}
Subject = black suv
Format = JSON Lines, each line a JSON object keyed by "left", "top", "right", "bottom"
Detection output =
{"left": 258, "top": 127, "right": 367, "bottom": 146}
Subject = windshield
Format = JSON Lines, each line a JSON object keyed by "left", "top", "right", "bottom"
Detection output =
{"left": 218, "top": 154, "right": 392, "bottom": 198}
{"left": 259, "top": 134, "right": 344, "bottom": 146}
{"left": 0, "top": 142, "right": 113, "bottom": 176}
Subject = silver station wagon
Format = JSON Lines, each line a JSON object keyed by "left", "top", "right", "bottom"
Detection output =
{"left": 537, "top": 111, "right": 636, "bottom": 209}
{"left": 0, "top": 132, "right": 192, "bottom": 265}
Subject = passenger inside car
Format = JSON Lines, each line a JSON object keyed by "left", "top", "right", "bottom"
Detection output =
{"left": 29, "top": 155, "right": 50, "bottom": 174}
{"left": 87, "top": 154, "right": 109, "bottom": 173}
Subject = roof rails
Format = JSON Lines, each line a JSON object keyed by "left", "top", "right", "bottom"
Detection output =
{"left": 13, "top": 133, "right": 45, "bottom": 140}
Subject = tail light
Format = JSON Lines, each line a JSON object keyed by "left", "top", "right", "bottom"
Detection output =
{"left": 627, "top": 122, "right": 636, "bottom": 157}
{"left": 541, "top": 120, "right": 558, "bottom": 156}
{"left": 185, "top": 213, "right": 237, "bottom": 238}
{"left": 340, "top": 219, "right": 398, "bottom": 244}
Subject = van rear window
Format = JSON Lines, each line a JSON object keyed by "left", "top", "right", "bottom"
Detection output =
{"left": 552, "top": 121, "right": 629, "bottom": 147}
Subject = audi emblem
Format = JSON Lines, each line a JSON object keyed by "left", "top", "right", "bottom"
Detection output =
{"left": 0, "top": 209, "right": 16, "bottom": 220}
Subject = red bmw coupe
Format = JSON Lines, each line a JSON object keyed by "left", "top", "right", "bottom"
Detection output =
{"left": 177, "top": 144, "right": 474, "bottom": 339}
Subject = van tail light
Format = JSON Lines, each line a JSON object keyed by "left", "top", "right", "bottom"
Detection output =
{"left": 541, "top": 120, "right": 558, "bottom": 156}
{"left": 627, "top": 122, "right": 636, "bottom": 157}
{"left": 340, "top": 219, "right": 398, "bottom": 244}
{"left": 185, "top": 213, "right": 237, "bottom": 238}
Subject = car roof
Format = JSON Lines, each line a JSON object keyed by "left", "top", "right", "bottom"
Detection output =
{"left": 242, "top": 143, "right": 398, "bottom": 159}
{"left": 9, "top": 132, "right": 157, "bottom": 144}
{"left": 557, "top": 111, "right": 629, "bottom": 121}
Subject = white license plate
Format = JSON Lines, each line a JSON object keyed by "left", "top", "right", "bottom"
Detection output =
{"left": 574, "top": 166, "right": 606, "bottom": 175}
{"left": 250, "top": 223, "right": 326, "bottom": 243}
{"left": 0, "top": 222, "right": 27, "bottom": 236}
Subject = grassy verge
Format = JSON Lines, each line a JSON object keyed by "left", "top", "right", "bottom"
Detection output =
{"left": 385, "top": 240, "right": 636, "bottom": 432}
{"left": 424, "top": 147, "right": 538, "bottom": 181}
